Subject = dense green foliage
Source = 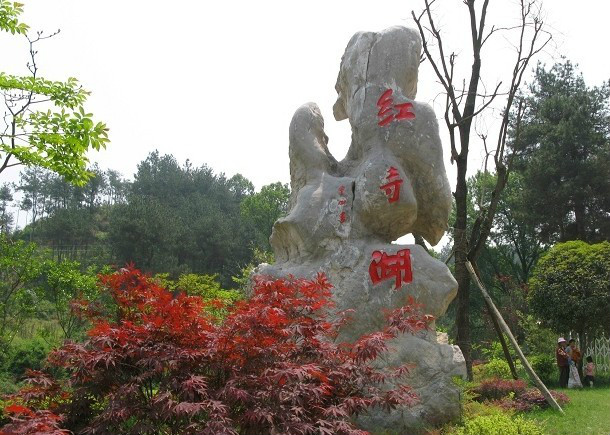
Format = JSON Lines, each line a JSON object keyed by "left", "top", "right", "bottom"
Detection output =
{"left": 444, "top": 172, "right": 542, "bottom": 352}
{"left": 528, "top": 241, "right": 610, "bottom": 337}
{"left": 107, "top": 151, "right": 288, "bottom": 284}
{"left": 0, "top": 151, "right": 290, "bottom": 390}
{"left": 0, "top": 236, "right": 105, "bottom": 385}
{"left": 240, "top": 181, "right": 290, "bottom": 251}
{"left": 0, "top": 236, "right": 43, "bottom": 351}
{"left": 474, "top": 359, "right": 513, "bottom": 381}
{"left": 1, "top": 151, "right": 289, "bottom": 285}
{"left": 528, "top": 355, "right": 556, "bottom": 386}
{"left": 513, "top": 61, "right": 610, "bottom": 243}
{"left": 455, "top": 413, "right": 543, "bottom": 435}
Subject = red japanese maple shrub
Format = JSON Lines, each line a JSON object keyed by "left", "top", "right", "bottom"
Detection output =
{"left": 496, "top": 388, "right": 570, "bottom": 412}
{"left": 0, "top": 407, "right": 69, "bottom": 435}
{"left": 0, "top": 370, "right": 71, "bottom": 435}
{"left": 472, "top": 378, "right": 528, "bottom": 401}
{"left": 4, "top": 266, "right": 431, "bottom": 435}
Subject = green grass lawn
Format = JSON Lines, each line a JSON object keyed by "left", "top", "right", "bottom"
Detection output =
{"left": 527, "top": 388, "right": 610, "bottom": 435}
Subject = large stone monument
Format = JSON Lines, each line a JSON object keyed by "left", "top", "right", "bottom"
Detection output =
{"left": 258, "top": 26, "right": 466, "bottom": 434}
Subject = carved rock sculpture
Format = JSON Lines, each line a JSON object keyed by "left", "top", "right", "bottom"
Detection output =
{"left": 258, "top": 26, "right": 466, "bottom": 434}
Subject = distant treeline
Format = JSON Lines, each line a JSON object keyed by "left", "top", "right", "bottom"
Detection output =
{"left": 0, "top": 151, "right": 289, "bottom": 286}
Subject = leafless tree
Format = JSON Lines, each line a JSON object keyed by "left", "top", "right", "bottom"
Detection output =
{"left": 412, "top": 0, "right": 552, "bottom": 379}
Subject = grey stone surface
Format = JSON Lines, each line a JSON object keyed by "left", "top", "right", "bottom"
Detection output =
{"left": 258, "top": 25, "right": 465, "bottom": 434}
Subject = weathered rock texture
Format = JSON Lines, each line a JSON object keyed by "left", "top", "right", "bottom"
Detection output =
{"left": 258, "top": 26, "right": 466, "bottom": 434}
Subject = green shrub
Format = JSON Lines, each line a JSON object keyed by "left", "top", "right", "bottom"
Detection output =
{"left": 154, "top": 272, "right": 242, "bottom": 318}
{"left": 529, "top": 354, "right": 555, "bottom": 385}
{"left": 6, "top": 336, "right": 52, "bottom": 377}
{"left": 519, "top": 314, "right": 557, "bottom": 356}
{"left": 475, "top": 359, "right": 513, "bottom": 380}
{"left": 454, "top": 413, "right": 543, "bottom": 435}
{"left": 0, "top": 373, "right": 20, "bottom": 394}
{"left": 477, "top": 340, "right": 509, "bottom": 361}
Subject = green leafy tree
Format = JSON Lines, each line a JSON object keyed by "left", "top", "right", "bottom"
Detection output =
{"left": 0, "top": 235, "right": 43, "bottom": 351}
{"left": 240, "top": 181, "right": 290, "bottom": 252}
{"left": 528, "top": 241, "right": 610, "bottom": 350}
{"left": 232, "top": 247, "right": 274, "bottom": 293}
{"left": 0, "top": 0, "right": 109, "bottom": 185}
{"left": 40, "top": 260, "right": 99, "bottom": 339}
{"left": 514, "top": 61, "right": 610, "bottom": 243}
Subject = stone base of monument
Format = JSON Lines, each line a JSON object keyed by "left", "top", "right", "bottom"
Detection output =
{"left": 257, "top": 243, "right": 466, "bottom": 434}
{"left": 356, "top": 332, "right": 465, "bottom": 435}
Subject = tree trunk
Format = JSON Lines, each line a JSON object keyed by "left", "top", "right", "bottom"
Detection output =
{"left": 489, "top": 309, "right": 519, "bottom": 379}
{"left": 454, "top": 154, "right": 472, "bottom": 379}
{"left": 578, "top": 330, "right": 586, "bottom": 380}
{"left": 574, "top": 200, "right": 587, "bottom": 241}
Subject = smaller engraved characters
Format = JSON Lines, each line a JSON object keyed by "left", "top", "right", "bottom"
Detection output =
{"left": 337, "top": 185, "right": 348, "bottom": 224}
{"left": 376, "top": 89, "right": 416, "bottom": 127}
{"left": 369, "top": 249, "right": 413, "bottom": 289}
{"left": 380, "top": 166, "right": 403, "bottom": 203}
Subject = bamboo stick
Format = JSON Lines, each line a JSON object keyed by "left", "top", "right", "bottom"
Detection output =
{"left": 465, "top": 260, "right": 564, "bottom": 414}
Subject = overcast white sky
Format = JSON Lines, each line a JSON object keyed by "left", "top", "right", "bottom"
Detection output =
{"left": 2, "top": 0, "right": 609, "bottom": 194}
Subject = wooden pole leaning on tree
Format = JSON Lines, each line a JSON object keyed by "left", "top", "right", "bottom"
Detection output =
{"left": 445, "top": 250, "right": 518, "bottom": 380}
{"left": 465, "top": 261, "right": 564, "bottom": 414}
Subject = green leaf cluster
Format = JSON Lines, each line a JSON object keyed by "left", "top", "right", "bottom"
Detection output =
{"left": 153, "top": 272, "right": 241, "bottom": 319}
{"left": 40, "top": 260, "right": 100, "bottom": 339}
{"left": 155, "top": 272, "right": 241, "bottom": 302}
{"left": 455, "top": 414, "right": 543, "bottom": 435}
{"left": 473, "top": 358, "right": 513, "bottom": 381}
{"left": 0, "top": 74, "right": 88, "bottom": 109}
{"left": 1, "top": 3, "right": 109, "bottom": 185}
{"left": 0, "top": 1, "right": 28, "bottom": 34}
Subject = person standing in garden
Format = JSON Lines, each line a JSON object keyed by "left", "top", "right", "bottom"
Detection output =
{"left": 584, "top": 356, "right": 596, "bottom": 387}
{"left": 566, "top": 338, "right": 583, "bottom": 388}
{"left": 556, "top": 337, "right": 569, "bottom": 388}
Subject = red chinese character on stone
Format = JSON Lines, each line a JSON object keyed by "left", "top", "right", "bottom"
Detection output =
{"left": 339, "top": 211, "right": 347, "bottom": 223}
{"left": 380, "top": 166, "right": 403, "bottom": 203}
{"left": 394, "top": 102, "right": 416, "bottom": 120}
{"left": 376, "top": 89, "right": 416, "bottom": 126}
{"left": 377, "top": 89, "right": 395, "bottom": 126}
{"left": 338, "top": 185, "right": 346, "bottom": 196}
{"left": 369, "top": 249, "right": 413, "bottom": 289}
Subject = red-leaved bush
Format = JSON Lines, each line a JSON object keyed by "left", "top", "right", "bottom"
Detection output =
{"left": 496, "top": 388, "right": 570, "bottom": 413}
{"left": 1, "top": 370, "right": 70, "bottom": 435}
{"left": 0, "top": 406, "right": 69, "bottom": 435}
{"left": 3, "top": 266, "right": 432, "bottom": 435}
{"left": 471, "top": 377, "right": 570, "bottom": 413}
{"left": 472, "top": 378, "right": 527, "bottom": 401}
